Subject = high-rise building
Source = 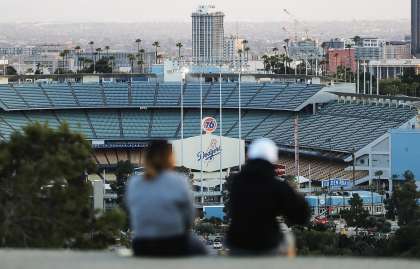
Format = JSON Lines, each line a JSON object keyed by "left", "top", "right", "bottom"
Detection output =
{"left": 224, "top": 35, "right": 245, "bottom": 69}
{"left": 412, "top": 0, "right": 420, "bottom": 57}
{"left": 191, "top": 5, "right": 224, "bottom": 65}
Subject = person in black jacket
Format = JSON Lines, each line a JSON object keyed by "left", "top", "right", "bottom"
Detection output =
{"left": 226, "top": 138, "right": 310, "bottom": 255}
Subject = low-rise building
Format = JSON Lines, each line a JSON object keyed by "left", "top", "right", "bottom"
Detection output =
{"left": 355, "top": 38, "right": 385, "bottom": 61}
{"left": 306, "top": 191, "right": 385, "bottom": 217}
{"left": 383, "top": 41, "right": 411, "bottom": 60}
{"left": 327, "top": 48, "right": 356, "bottom": 74}
{"left": 289, "top": 39, "right": 323, "bottom": 60}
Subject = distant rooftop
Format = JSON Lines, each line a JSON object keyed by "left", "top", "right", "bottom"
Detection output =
{"left": 192, "top": 5, "right": 224, "bottom": 16}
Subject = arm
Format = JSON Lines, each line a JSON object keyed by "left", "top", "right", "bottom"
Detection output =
{"left": 277, "top": 181, "right": 311, "bottom": 225}
{"left": 124, "top": 176, "right": 134, "bottom": 209}
{"left": 178, "top": 175, "right": 195, "bottom": 230}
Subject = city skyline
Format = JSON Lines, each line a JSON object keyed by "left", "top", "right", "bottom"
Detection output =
{"left": 0, "top": 0, "right": 411, "bottom": 23}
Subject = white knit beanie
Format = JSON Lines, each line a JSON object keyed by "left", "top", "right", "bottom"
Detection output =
{"left": 247, "top": 138, "right": 278, "bottom": 164}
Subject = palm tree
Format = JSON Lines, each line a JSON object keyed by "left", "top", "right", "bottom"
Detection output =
{"left": 96, "top": 48, "right": 102, "bottom": 60}
{"left": 84, "top": 58, "right": 93, "bottom": 70}
{"left": 157, "top": 54, "right": 163, "bottom": 64}
{"left": 79, "top": 57, "right": 85, "bottom": 71}
{"left": 62, "top": 49, "right": 70, "bottom": 73}
{"left": 137, "top": 60, "right": 144, "bottom": 73}
{"left": 279, "top": 53, "right": 288, "bottom": 74}
{"left": 88, "top": 41, "right": 95, "bottom": 73}
{"left": 152, "top": 41, "right": 160, "bottom": 64}
{"left": 242, "top": 39, "right": 248, "bottom": 49}
{"left": 105, "top": 46, "right": 110, "bottom": 59}
{"left": 284, "top": 38, "right": 290, "bottom": 52}
{"left": 88, "top": 41, "right": 94, "bottom": 60}
{"left": 334, "top": 53, "right": 339, "bottom": 79}
{"left": 319, "top": 59, "right": 327, "bottom": 76}
{"left": 374, "top": 170, "right": 384, "bottom": 192}
{"left": 244, "top": 47, "right": 250, "bottom": 63}
{"left": 237, "top": 49, "right": 243, "bottom": 70}
{"left": 242, "top": 40, "right": 249, "bottom": 60}
{"left": 353, "top": 36, "right": 362, "bottom": 46}
{"left": 345, "top": 44, "right": 352, "bottom": 82}
{"left": 261, "top": 54, "right": 269, "bottom": 72}
{"left": 272, "top": 47, "right": 279, "bottom": 55}
{"left": 176, "top": 42, "right": 183, "bottom": 60}
{"left": 128, "top": 54, "right": 135, "bottom": 73}
{"left": 59, "top": 51, "right": 66, "bottom": 74}
{"left": 139, "top": 48, "right": 145, "bottom": 61}
{"left": 135, "top": 39, "right": 142, "bottom": 52}
{"left": 35, "top": 63, "right": 42, "bottom": 74}
{"left": 74, "top": 46, "right": 81, "bottom": 73}
{"left": 109, "top": 56, "right": 115, "bottom": 73}
{"left": 283, "top": 39, "right": 291, "bottom": 70}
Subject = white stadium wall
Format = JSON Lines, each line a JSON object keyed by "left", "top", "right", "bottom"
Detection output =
{"left": 171, "top": 134, "right": 245, "bottom": 172}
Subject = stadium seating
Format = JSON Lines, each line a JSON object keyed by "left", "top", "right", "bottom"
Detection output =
{"left": 43, "top": 85, "right": 78, "bottom": 107}
{"left": 72, "top": 84, "right": 104, "bottom": 107}
{"left": 88, "top": 110, "right": 121, "bottom": 139}
{"left": 131, "top": 82, "right": 156, "bottom": 107}
{"left": 150, "top": 110, "right": 180, "bottom": 138}
{"left": 120, "top": 110, "right": 150, "bottom": 138}
{"left": 278, "top": 155, "right": 369, "bottom": 181}
{"left": 14, "top": 85, "right": 52, "bottom": 108}
{"left": 54, "top": 110, "right": 94, "bottom": 138}
{"left": 0, "top": 82, "right": 321, "bottom": 111}
{"left": 0, "top": 83, "right": 417, "bottom": 155}
{"left": 0, "top": 86, "right": 28, "bottom": 109}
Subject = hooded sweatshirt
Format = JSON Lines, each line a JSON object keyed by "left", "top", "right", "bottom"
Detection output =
{"left": 226, "top": 159, "right": 310, "bottom": 251}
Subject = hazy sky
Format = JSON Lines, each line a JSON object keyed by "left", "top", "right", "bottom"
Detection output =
{"left": 0, "top": 0, "right": 410, "bottom": 22}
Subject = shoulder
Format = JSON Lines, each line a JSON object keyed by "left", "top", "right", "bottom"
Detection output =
{"left": 272, "top": 178, "right": 294, "bottom": 192}
{"left": 163, "top": 171, "right": 190, "bottom": 185}
{"left": 127, "top": 175, "right": 143, "bottom": 190}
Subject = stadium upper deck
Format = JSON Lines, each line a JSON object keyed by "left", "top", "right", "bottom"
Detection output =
{"left": 0, "top": 82, "right": 416, "bottom": 157}
{"left": 0, "top": 82, "right": 320, "bottom": 112}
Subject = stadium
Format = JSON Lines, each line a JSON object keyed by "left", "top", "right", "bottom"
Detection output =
{"left": 0, "top": 79, "right": 417, "bottom": 194}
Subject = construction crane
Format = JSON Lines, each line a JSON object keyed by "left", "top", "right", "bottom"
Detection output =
{"left": 283, "top": 9, "right": 310, "bottom": 41}
{"left": 282, "top": 26, "right": 292, "bottom": 40}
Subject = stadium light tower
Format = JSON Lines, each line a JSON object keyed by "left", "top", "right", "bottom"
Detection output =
{"left": 180, "top": 67, "right": 189, "bottom": 166}
{"left": 200, "top": 68, "right": 204, "bottom": 205}
{"left": 238, "top": 68, "right": 242, "bottom": 171}
{"left": 219, "top": 62, "right": 223, "bottom": 192}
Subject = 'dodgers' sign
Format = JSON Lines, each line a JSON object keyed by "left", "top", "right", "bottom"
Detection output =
{"left": 171, "top": 134, "right": 245, "bottom": 172}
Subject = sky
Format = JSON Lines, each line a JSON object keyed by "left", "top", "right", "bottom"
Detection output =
{"left": 0, "top": 0, "right": 410, "bottom": 23}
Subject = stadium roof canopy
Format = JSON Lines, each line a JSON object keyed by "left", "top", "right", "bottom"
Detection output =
{"left": 0, "top": 82, "right": 321, "bottom": 112}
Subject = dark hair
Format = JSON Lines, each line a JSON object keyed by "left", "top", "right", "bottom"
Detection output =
{"left": 144, "top": 140, "right": 174, "bottom": 180}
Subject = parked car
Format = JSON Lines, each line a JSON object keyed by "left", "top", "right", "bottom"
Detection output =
{"left": 213, "top": 242, "right": 223, "bottom": 249}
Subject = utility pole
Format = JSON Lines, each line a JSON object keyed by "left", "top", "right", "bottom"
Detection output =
{"left": 363, "top": 60, "right": 366, "bottom": 94}
{"left": 294, "top": 115, "right": 300, "bottom": 178}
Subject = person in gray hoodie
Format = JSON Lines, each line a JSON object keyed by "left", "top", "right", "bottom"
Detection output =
{"left": 125, "top": 140, "right": 206, "bottom": 257}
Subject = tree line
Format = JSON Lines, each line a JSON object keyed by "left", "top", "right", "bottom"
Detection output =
{"left": 0, "top": 123, "right": 125, "bottom": 249}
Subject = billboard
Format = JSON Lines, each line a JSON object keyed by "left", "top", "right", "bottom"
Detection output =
{"left": 201, "top": 117, "right": 217, "bottom": 133}
{"left": 171, "top": 134, "right": 245, "bottom": 172}
{"left": 390, "top": 129, "right": 420, "bottom": 181}
{"left": 321, "top": 179, "right": 352, "bottom": 189}
{"left": 203, "top": 206, "right": 225, "bottom": 220}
